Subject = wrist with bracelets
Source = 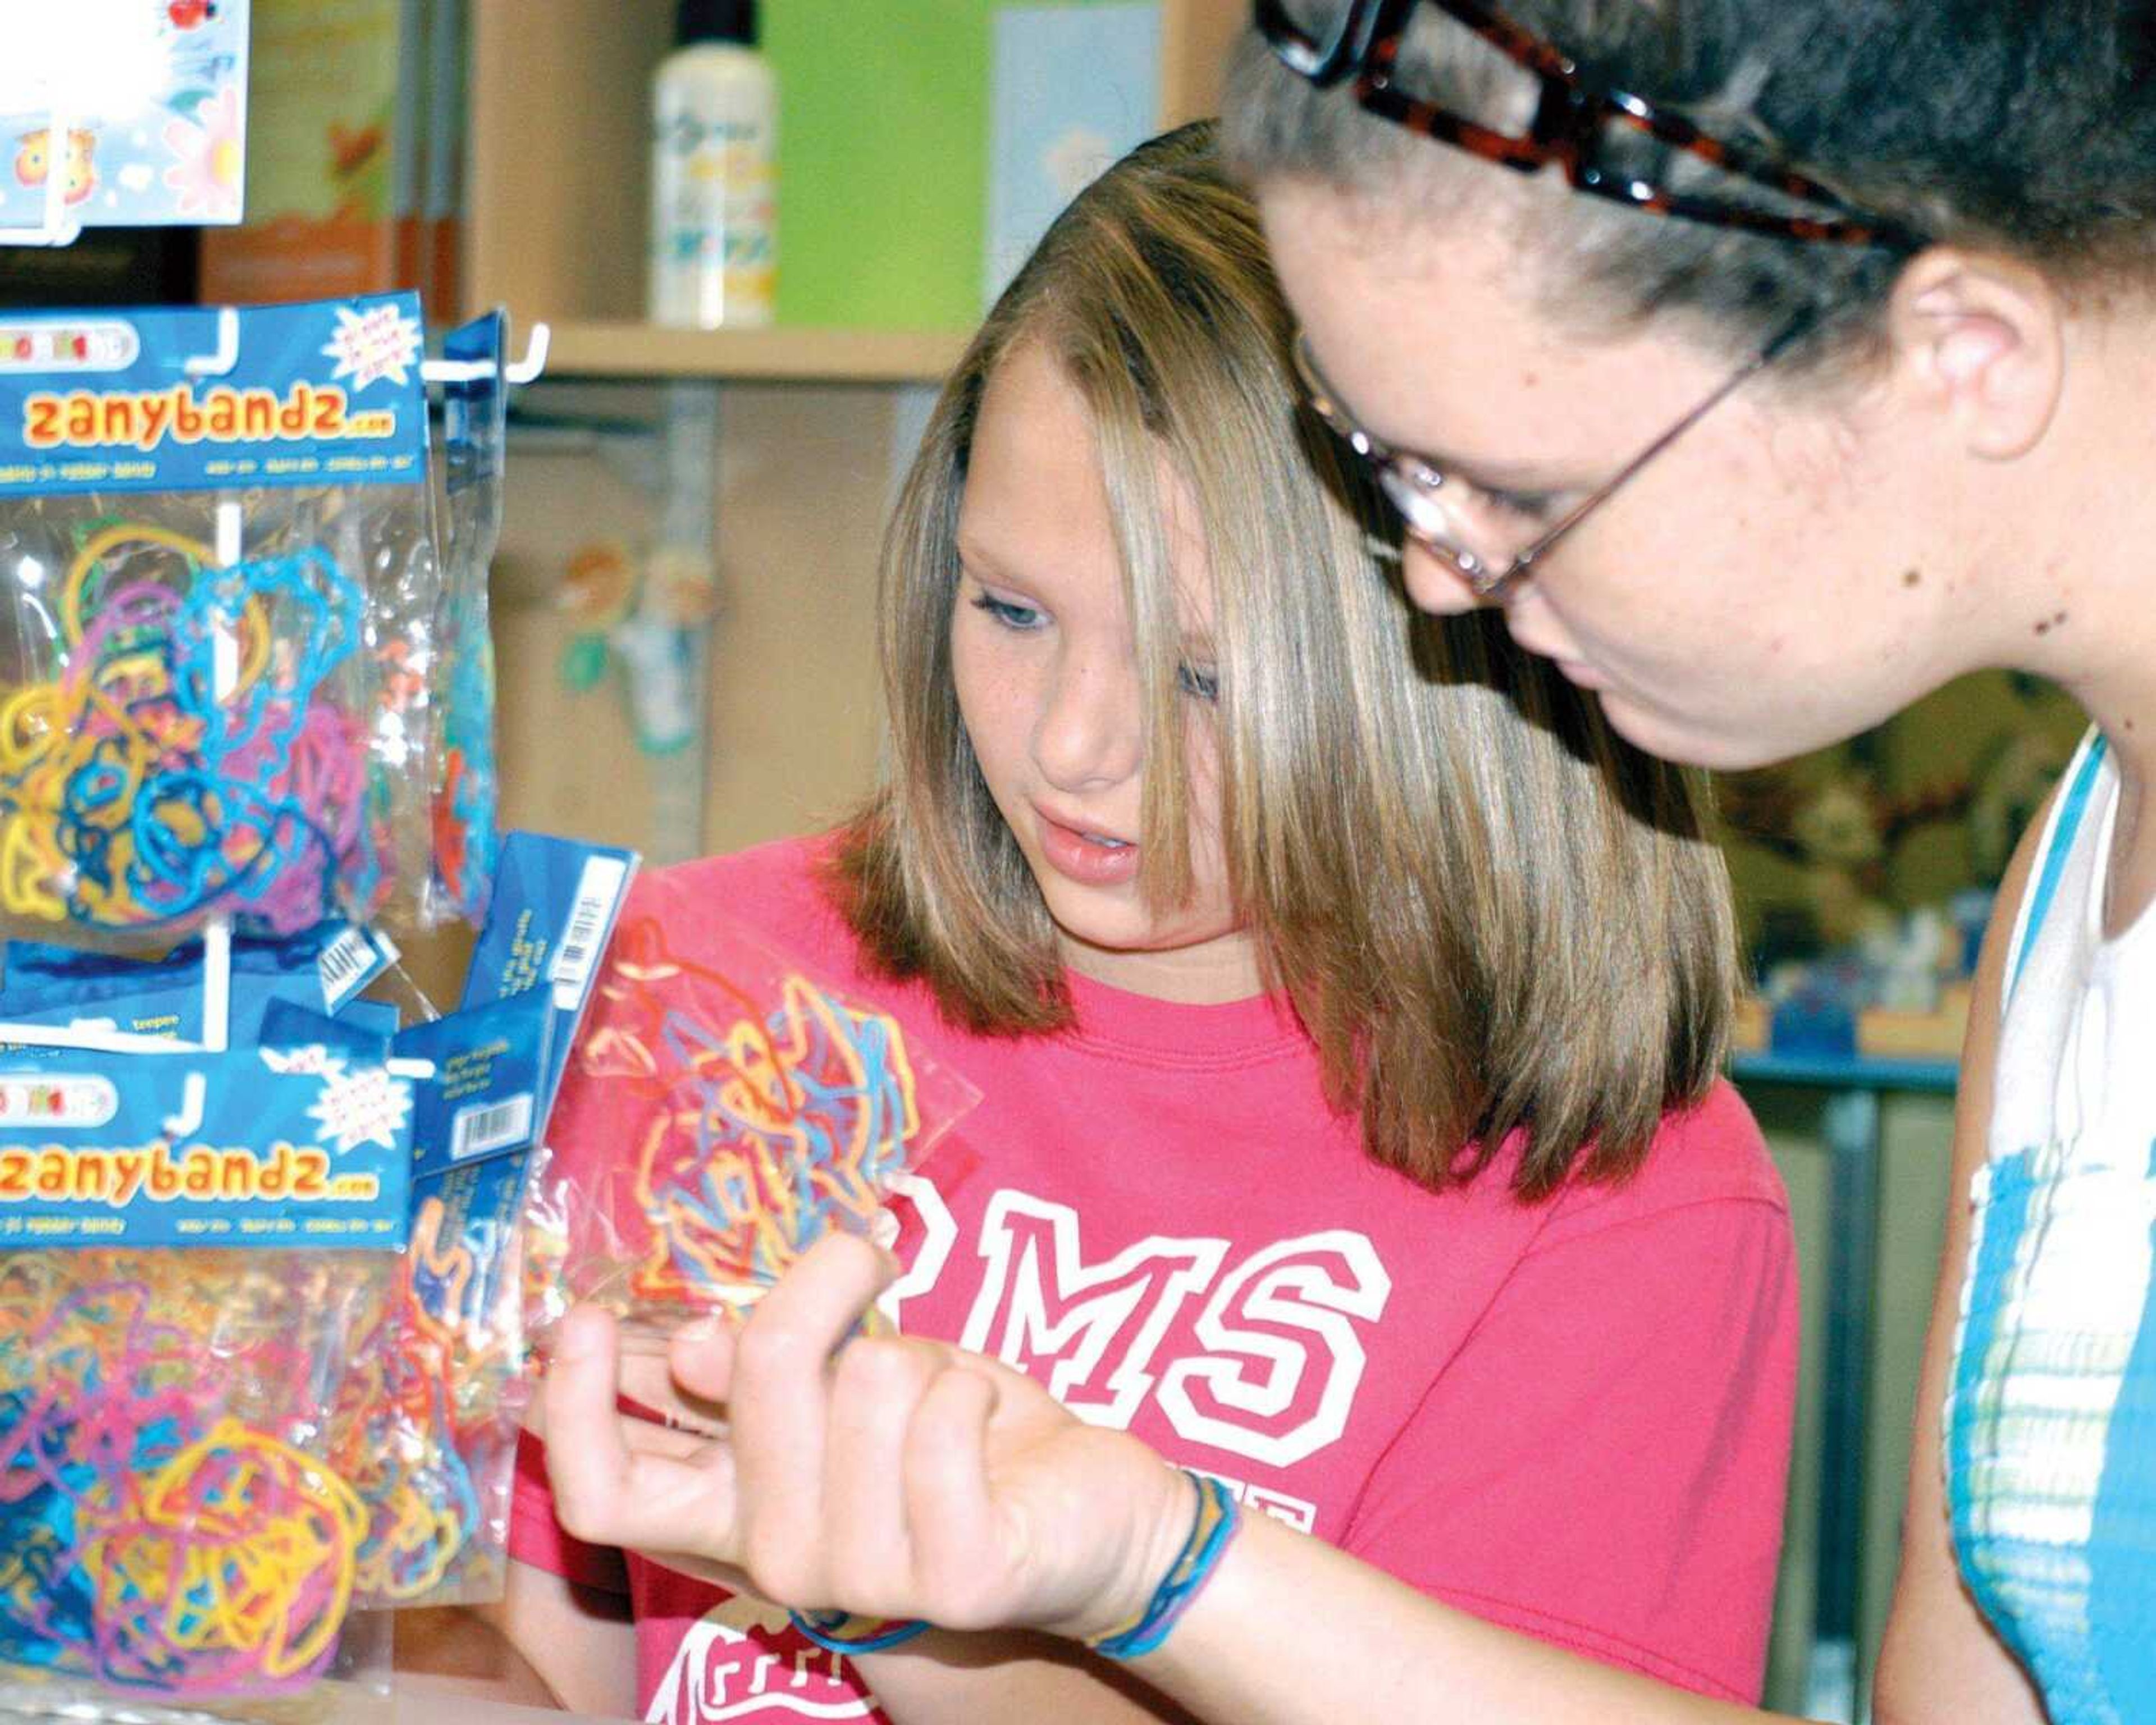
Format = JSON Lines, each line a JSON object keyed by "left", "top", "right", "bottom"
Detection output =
{"left": 786, "top": 1465, "right": 1240, "bottom": 1662}
{"left": 1084, "top": 1467, "right": 1242, "bottom": 1661}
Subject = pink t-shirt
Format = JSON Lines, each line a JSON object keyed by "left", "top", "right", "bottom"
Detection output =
{"left": 512, "top": 837, "right": 1798, "bottom": 1722}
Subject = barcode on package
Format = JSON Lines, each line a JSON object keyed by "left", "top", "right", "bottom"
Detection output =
{"left": 318, "top": 925, "right": 383, "bottom": 1010}
{"left": 451, "top": 1093, "right": 535, "bottom": 1162}
{"left": 547, "top": 855, "right": 629, "bottom": 1011}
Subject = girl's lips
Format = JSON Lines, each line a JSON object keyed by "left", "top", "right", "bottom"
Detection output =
{"left": 1034, "top": 809, "right": 1140, "bottom": 887}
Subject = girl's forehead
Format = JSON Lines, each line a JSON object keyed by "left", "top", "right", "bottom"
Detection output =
{"left": 965, "top": 346, "right": 1217, "bottom": 595}
{"left": 962, "top": 354, "right": 1116, "bottom": 551}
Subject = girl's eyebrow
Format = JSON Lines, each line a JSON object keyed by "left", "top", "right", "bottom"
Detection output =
{"left": 955, "top": 532, "right": 1023, "bottom": 582}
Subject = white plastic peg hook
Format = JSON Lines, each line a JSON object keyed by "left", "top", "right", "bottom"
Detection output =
{"left": 200, "top": 489, "right": 241, "bottom": 1055}
{"left": 184, "top": 307, "right": 240, "bottom": 378}
{"left": 421, "top": 320, "right": 552, "bottom": 387}
{"left": 0, "top": 101, "right": 83, "bottom": 248}
{"left": 161, "top": 1073, "right": 208, "bottom": 1141}
{"left": 190, "top": 314, "right": 242, "bottom": 1053}
{"left": 508, "top": 321, "right": 552, "bottom": 385}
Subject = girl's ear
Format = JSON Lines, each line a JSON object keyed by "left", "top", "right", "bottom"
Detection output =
{"left": 1881, "top": 246, "right": 2067, "bottom": 461}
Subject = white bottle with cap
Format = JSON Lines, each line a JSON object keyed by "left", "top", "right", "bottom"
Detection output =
{"left": 648, "top": 0, "right": 778, "bottom": 329}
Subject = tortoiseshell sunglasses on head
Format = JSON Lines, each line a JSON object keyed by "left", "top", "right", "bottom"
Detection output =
{"left": 1254, "top": 0, "right": 1924, "bottom": 249}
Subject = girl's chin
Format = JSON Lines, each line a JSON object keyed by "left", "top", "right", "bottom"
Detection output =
{"left": 1044, "top": 906, "right": 1174, "bottom": 959}
{"left": 1048, "top": 914, "right": 1263, "bottom": 997}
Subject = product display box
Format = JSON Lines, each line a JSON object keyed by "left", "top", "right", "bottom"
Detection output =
{"left": 200, "top": 0, "right": 464, "bottom": 308}
{"left": 0, "top": 0, "right": 251, "bottom": 231}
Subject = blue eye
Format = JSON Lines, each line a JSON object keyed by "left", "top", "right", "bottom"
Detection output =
{"left": 970, "top": 592, "right": 1047, "bottom": 631}
{"left": 1176, "top": 661, "right": 1219, "bottom": 702}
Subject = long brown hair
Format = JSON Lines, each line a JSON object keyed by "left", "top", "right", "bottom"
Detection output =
{"left": 831, "top": 121, "right": 1737, "bottom": 1200}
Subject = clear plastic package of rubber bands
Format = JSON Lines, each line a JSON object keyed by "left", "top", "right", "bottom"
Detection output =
{"left": 360, "top": 1166, "right": 530, "bottom": 1608}
{"left": 523, "top": 869, "right": 980, "bottom": 1349}
{"left": 0, "top": 1041, "right": 419, "bottom": 1719}
{"left": 368, "top": 833, "right": 638, "bottom": 1605}
{"left": 0, "top": 295, "right": 441, "bottom": 943}
{"left": 423, "top": 309, "right": 508, "bottom": 929}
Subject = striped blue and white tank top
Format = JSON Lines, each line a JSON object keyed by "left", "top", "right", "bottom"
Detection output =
{"left": 1947, "top": 726, "right": 2156, "bottom": 1723}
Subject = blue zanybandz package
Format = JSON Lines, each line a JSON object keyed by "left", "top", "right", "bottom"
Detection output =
{"left": 427, "top": 309, "right": 510, "bottom": 926}
{"left": 0, "top": 1044, "right": 413, "bottom": 1249}
{"left": 0, "top": 1036, "right": 413, "bottom": 1708}
{"left": 0, "top": 920, "right": 397, "bottom": 1048}
{"left": 0, "top": 296, "right": 447, "bottom": 939}
{"left": 0, "top": 297, "right": 425, "bottom": 498}
{"left": 364, "top": 832, "right": 638, "bottom": 1609}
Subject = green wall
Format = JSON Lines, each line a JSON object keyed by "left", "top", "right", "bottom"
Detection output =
{"left": 761, "top": 1, "right": 1144, "bottom": 330}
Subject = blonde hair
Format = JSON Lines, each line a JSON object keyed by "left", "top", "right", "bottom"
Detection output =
{"left": 832, "top": 121, "right": 1737, "bottom": 1200}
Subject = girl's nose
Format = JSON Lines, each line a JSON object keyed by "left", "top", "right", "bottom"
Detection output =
{"left": 1033, "top": 642, "right": 1144, "bottom": 795}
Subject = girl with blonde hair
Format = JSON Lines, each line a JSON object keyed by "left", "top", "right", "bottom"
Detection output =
{"left": 509, "top": 121, "right": 1796, "bottom": 1725}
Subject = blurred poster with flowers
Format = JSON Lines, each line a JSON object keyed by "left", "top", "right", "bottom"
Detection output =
{"left": 198, "top": 0, "right": 453, "bottom": 307}
{"left": 1717, "top": 672, "right": 2086, "bottom": 1056}
{"left": 0, "top": 0, "right": 250, "bottom": 229}
{"left": 983, "top": 2, "right": 1161, "bottom": 306}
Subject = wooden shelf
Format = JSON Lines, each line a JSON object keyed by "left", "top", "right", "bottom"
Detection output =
{"left": 541, "top": 321, "right": 968, "bottom": 384}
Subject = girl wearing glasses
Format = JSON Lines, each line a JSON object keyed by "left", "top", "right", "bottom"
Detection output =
{"left": 500, "top": 122, "right": 1802, "bottom": 1723}
{"left": 1228, "top": 2, "right": 2150, "bottom": 1723}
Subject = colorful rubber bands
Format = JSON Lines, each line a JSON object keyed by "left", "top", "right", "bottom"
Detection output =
{"left": 527, "top": 901, "right": 977, "bottom": 1339}
{"left": 325, "top": 1236, "right": 476, "bottom": 1605}
{"left": 427, "top": 596, "right": 500, "bottom": 924}
{"left": 0, "top": 1251, "right": 380, "bottom": 1697}
{"left": 327, "top": 1189, "right": 522, "bottom": 1605}
{"left": 0, "top": 522, "right": 380, "bottom": 934}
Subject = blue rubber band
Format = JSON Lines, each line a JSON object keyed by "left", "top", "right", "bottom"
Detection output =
{"left": 787, "top": 1610, "right": 930, "bottom": 1655}
{"left": 1089, "top": 1470, "right": 1241, "bottom": 1661}
{"left": 29, "top": 545, "right": 368, "bottom": 929}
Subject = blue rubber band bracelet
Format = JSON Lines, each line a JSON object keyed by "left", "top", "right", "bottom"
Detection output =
{"left": 788, "top": 1609, "right": 931, "bottom": 1655}
{"left": 1087, "top": 1469, "right": 1241, "bottom": 1660}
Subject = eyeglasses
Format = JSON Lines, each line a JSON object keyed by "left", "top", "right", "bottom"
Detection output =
{"left": 1254, "top": 0, "right": 1923, "bottom": 250}
{"left": 1292, "top": 313, "right": 1812, "bottom": 597}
